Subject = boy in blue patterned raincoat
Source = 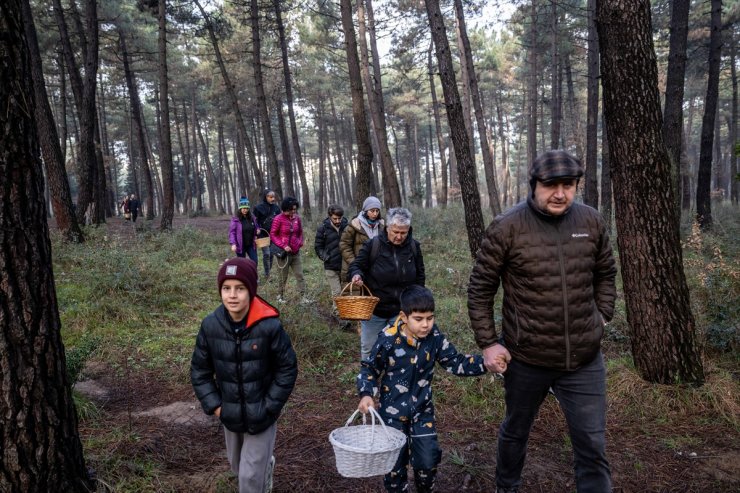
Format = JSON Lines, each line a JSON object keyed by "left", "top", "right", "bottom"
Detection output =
{"left": 357, "top": 286, "right": 488, "bottom": 492}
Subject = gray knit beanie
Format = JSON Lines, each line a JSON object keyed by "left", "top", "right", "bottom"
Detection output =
{"left": 362, "top": 196, "right": 382, "bottom": 212}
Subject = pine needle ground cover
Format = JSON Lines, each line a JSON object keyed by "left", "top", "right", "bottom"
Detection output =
{"left": 52, "top": 207, "right": 739, "bottom": 492}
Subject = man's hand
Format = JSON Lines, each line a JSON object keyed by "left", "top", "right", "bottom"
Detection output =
{"left": 352, "top": 274, "right": 364, "bottom": 287}
{"left": 214, "top": 406, "right": 221, "bottom": 418}
{"left": 358, "top": 396, "right": 375, "bottom": 414}
{"left": 483, "top": 344, "right": 511, "bottom": 373}
{"left": 230, "top": 244, "right": 237, "bottom": 253}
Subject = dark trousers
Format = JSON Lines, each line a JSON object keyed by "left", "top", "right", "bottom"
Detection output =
{"left": 260, "top": 245, "right": 273, "bottom": 276}
{"left": 236, "top": 246, "right": 259, "bottom": 266}
{"left": 384, "top": 419, "right": 441, "bottom": 492}
{"left": 497, "top": 353, "right": 611, "bottom": 492}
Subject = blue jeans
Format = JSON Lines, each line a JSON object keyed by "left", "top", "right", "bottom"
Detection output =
{"left": 360, "top": 314, "right": 393, "bottom": 361}
{"left": 497, "top": 353, "right": 611, "bottom": 492}
{"left": 236, "top": 247, "right": 258, "bottom": 267}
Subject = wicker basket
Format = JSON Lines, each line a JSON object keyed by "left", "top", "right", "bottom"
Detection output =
{"left": 255, "top": 230, "right": 270, "bottom": 249}
{"left": 334, "top": 283, "right": 379, "bottom": 321}
{"left": 329, "top": 408, "right": 406, "bottom": 478}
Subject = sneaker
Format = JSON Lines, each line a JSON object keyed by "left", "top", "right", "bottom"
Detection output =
{"left": 264, "top": 455, "right": 275, "bottom": 493}
{"left": 276, "top": 295, "right": 286, "bottom": 304}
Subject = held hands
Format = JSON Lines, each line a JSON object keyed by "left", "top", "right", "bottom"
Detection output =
{"left": 483, "top": 344, "right": 512, "bottom": 374}
{"left": 214, "top": 406, "right": 221, "bottom": 418}
{"left": 351, "top": 274, "right": 364, "bottom": 287}
{"left": 358, "top": 396, "right": 375, "bottom": 414}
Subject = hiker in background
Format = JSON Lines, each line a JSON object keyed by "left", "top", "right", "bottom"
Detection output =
{"left": 254, "top": 190, "right": 281, "bottom": 279}
{"left": 357, "top": 285, "right": 486, "bottom": 492}
{"left": 349, "top": 207, "right": 425, "bottom": 360}
{"left": 128, "top": 194, "right": 140, "bottom": 222}
{"left": 120, "top": 195, "right": 131, "bottom": 220}
{"left": 314, "top": 204, "right": 351, "bottom": 330}
{"left": 468, "top": 150, "right": 617, "bottom": 493}
{"left": 270, "top": 197, "right": 309, "bottom": 305}
{"left": 191, "top": 257, "right": 297, "bottom": 493}
{"left": 229, "top": 197, "right": 259, "bottom": 265}
{"left": 339, "top": 196, "right": 384, "bottom": 283}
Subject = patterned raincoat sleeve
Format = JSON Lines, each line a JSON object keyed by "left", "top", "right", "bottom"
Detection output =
{"left": 357, "top": 336, "right": 389, "bottom": 397}
{"left": 435, "top": 333, "right": 487, "bottom": 377}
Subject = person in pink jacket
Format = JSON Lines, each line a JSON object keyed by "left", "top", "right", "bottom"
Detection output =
{"left": 269, "top": 197, "right": 309, "bottom": 304}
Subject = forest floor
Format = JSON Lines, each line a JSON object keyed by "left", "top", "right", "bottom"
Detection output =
{"left": 54, "top": 212, "right": 739, "bottom": 493}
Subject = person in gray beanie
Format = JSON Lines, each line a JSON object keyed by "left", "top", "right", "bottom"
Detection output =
{"left": 468, "top": 149, "right": 617, "bottom": 493}
{"left": 339, "top": 196, "right": 385, "bottom": 283}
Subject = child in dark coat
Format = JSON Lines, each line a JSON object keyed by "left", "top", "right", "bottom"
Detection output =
{"left": 357, "top": 286, "right": 487, "bottom": 492}
{"left": 191, "top": 258, "right": 297, "bottom": 492}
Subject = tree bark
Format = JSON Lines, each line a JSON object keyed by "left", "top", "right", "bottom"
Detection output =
{"left": 275, "top": 101, "right": 296, "bottom": 198}
{"left": 584, "top": 0, "right": 600, "bottom": 208}
{"left": 51, "top": 0, "right": 99, "bottom": 224}
{"left": 424, "top": 0, "right": 484, "bottom": 256}
{"left": 527, "top": 0, "right": 538, "bottom": 166}
{"left": 597, "top": 0, "right": 704, "bottom": 385}
{"left": 357, "top": 0, "right": 402, "bottom": 208}
{"left": 454, "top": 0, "right": 501, "bottom": 215}
{"left": 696, "top": 0, "right": 722, "bottom": 229}
{"left": 662, "top": 0, "right": 690, "bottom": 222}
{"left": 550, "top": 1, "right": 561, "bottom": 149}
{"left": 21, "top": 0, "right": 83, "bottom": 242}
{"left": 195, "top": 113, "right": 218, "bottom": 212}
{"left": 250, "top": 0, "right": 281, "bottom": 196}
{"left": 0, "top": 3, "right": 92, "bottom": 488}
{"left": 428, "top": 45, "right": 448, "bottom": 207}
{"left": 158, "top": 0, "right": 174, "bottom": 229}
{"left": 273, "top": 0, "right": 310, "bottom": 218}
{"left": 339, "top": 0, "right": 374, "bottom": 209}
{"left": 730, "top": 26, "right": 739, "bottom": 204}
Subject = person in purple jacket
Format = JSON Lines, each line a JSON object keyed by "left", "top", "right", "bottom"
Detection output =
{"left": 269, "top": 197, "right": 309, "bottom": 304}
{"left": 229, "top": 197, "right": 259, "bottom": 265}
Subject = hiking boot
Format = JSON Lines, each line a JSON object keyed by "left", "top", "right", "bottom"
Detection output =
{"left": 265, "top": 455, "right": 275, "bottom": 493}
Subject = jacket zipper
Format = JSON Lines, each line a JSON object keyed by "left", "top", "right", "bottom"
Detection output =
{"left": 556, "top": 224, "right": 571, "bottom": 370}
{"left": 235, "top": 334, "right": 247, "bottom": 428}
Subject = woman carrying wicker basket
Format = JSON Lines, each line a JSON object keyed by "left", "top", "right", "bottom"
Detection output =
{"left": 348, "top": 207, "right": 425, "bottom": 360}
{"left": 357, "top": 286, "right": 486, "bottom": 492}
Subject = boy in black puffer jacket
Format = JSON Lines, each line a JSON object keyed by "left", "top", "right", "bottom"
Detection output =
{"left": 191, "top": 257, "right": 297, "bottom": 492}
{"left": 314, "top": 205, "right": 350, "bottom": 329}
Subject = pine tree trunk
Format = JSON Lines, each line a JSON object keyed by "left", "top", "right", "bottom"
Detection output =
{"left": 250, "top": 0, "right": 281, "bottom": 196}
{"left": 424, "top": 0, "right": 484, "bottom": 256}
{"left": 428, "top": 46, "right": 448, "bottom": 207}
{"left": 550, "top": 1, "right": 561, "bottom": 149}
{"left": 696, "top": 0, "right": 722, "bottom": 229}
{"left": 330, "top": 96, "right": 353, "bottom": 206}
{"left": 527, "top": 0, "right": 538, "bottom": 166}
{"left": 597, "top": 0, "right": 704, "bottom": 385}
{"left": 662, "top": 0, "right": 690, "bottom": 220}
{"left": 340, "top": 0, "right": 374, "bottom": 209}
{"left": 193, "top": 0, "right": 264, "bottom": 192}
{"left": 276, "top": 102, "right": 296, "bottom": 198}
{"left": 584, "top": 0, "right": 600, "bottom": 208}
{"left": 21, "top": 0, "right": 83, "bottom": 242}
{"left": 195, "top": 114, "right": 218, "bottom": 212}
{"left": 1, "top": 4, "right": 92, "bottom": 488}
{"left": 454, "top": 0, "right": 501, "bottom": 215}
{"left": 273, "top": 0, "right": 310, "bottom": 218}
{"left": 158, "top": 0, "right": 175, "bottom": 229}
{"left": 730, "top": 28, "right": 739, "bottom": 205}
{"left": 357, "top": 0, "right": 402, "bottom": 208}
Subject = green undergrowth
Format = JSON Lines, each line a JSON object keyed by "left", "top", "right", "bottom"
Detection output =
{"left": 50, "top": 203, "right": 739, "bottom": 491}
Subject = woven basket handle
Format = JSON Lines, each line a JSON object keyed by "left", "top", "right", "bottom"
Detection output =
{"left": 258, "top": 228, "right": 270, "bottom": 236}
{"left": 345, "top": 407, "right": 393, "bottom": 450}
{"left": 339, "top": 282, "right": 375, "bottom": 298}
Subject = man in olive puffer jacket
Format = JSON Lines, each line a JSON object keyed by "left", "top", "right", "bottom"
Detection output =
{"left": 192, "top": 257, "right": 297, "bottom": 492}
{"left": 468, "top": 150, "right": 617, "bottom": 493}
